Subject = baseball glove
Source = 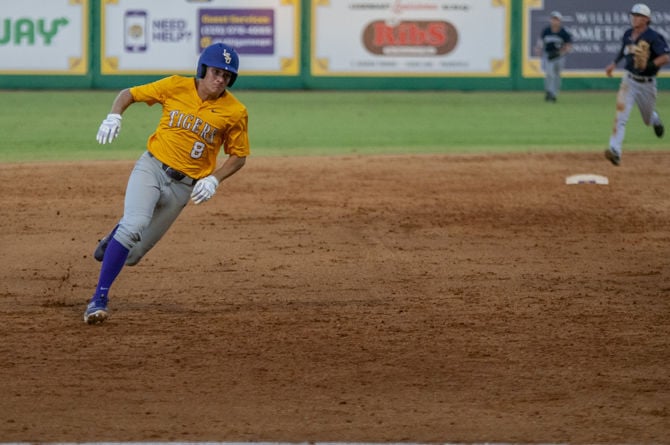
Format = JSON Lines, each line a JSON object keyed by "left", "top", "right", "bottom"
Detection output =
{"left": 547, "top": 49, "right": 561, "bottom": 60}
{"left": 633, "top": 40, "right": 650, "bottom": 71}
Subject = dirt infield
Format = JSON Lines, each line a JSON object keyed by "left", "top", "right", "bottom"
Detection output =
{"left": 0, "top": 152, "right": 668, "bottom": 443}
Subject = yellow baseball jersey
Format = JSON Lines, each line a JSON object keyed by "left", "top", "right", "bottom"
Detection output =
{"left": 130, "top": 75, "right": 250, "bottom": 179}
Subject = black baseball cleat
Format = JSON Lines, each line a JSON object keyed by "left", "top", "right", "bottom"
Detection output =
{"left": 604, "top": 149, "right": 621, "bottom": 166}
{"left": 653, "top": 122, "right": 664, "bottom": 138}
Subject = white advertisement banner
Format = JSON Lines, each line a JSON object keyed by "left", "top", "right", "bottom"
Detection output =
{"left": 102, "top": 0, "right": 300, "bottom": 76}
{"left": 311, "top": 0, "right": 510, "bottom": 77}
{"left": 0, "top": 0, "right": 88, "bottom": 74}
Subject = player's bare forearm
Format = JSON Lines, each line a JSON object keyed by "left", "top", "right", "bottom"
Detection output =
{"left": 652, "top": 54, "right": 670, "bottom": 68}
{"left": 110, "top": 89, "right": 135, "bottom": 115}
{"left": 212, "top": 155, "right": 246, "bottom": 183}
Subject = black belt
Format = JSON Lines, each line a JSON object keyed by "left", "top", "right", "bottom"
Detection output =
{"left": 628, "top": 73, "right": 653, "bottom": 83}
{"left": 148, "top": 152, "right": 197, "bottom": 186}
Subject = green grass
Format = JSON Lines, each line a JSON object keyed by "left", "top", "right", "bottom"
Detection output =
{"left": 0, "top": 89, "right": 666, "bottom": 162}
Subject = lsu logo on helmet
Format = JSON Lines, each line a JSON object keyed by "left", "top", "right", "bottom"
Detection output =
{"left": 197, "top": 43, "right": 240, "bottom": 86}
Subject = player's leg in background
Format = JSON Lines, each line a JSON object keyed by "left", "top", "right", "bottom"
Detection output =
{"left": 545, "top": 59, "right": 559, "bottom": 102}
{"left": 542, "top": 56, "right": 552, "bottom": 101}
{"left": 554, "top": 57, "right": 566, "bottom": 99}
{"left": 634, "top": 80, "right": 664, "bottom": 137}
{"left": 609, "top": 78, "right": 636, "bottom": 158}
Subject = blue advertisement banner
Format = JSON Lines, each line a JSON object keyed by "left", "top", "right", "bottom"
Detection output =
{"left": 198, "top": 9, "right": 275, "bottom": 55}
{"left": 524, "top": 0, "right": 670, "bottom": 77}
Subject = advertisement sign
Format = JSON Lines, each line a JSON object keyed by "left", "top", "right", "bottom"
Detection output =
{"left": 101, "top": 0, "right": 300, "bottom": 75}
{"left": 311, "top": 0, "right": 510, "bottom": 77}
{"left": 0, "top": 0, "right": 89, "bottom": 74}
{"left": 524, "top": 0, "right": 670, "bottom": 78}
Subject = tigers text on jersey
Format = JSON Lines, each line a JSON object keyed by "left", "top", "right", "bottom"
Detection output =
{"left": 130, "top": 75, "right": 250, "bottom": 179}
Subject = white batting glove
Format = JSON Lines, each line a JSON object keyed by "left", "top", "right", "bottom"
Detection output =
{"left": 96, "top": 113, "right": 122, "bottom": 144}
{"left": 191, "top": 175, "right": 219, "bottom": 205}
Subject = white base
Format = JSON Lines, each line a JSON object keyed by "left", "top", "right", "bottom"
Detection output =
{"left": 565, "top": 174, "right": 609, "bottom": 185}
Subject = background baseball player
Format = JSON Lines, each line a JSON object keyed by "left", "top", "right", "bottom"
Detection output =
{"left": 535, "top": 11, "right": 572, "bottom": 103}
{"left": 84, "top": 42, "right": 250, "bottom": 324}
{"left": 604, "top": 3, "right": 670, "bottom": 166}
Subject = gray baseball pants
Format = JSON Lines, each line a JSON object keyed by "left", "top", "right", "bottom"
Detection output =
{"left": 113, "top": 151, "right": 194, "bottom": 266}
{"left": 609, "top": 74, "right": 660, "bottom": 157}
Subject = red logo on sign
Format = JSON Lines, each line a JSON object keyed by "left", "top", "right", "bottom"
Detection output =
{"left": 362, "top": 20, "right": 458, "bottom": 55}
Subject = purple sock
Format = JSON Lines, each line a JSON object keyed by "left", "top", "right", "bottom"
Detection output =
{"left": 94, "top": 237, "right": 130, "bottom": 300}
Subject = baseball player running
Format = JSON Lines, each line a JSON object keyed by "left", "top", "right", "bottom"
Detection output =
{"left": 604, "top": 3, "right": 670, "bottom": 166}
{"left": 535, "top": 11, "right": 573, "bottom": 103}
{"left": 84, "top": 43, "right": 250, "bottom": 324}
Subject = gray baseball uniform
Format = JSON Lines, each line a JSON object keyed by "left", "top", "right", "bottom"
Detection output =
{"left": 539, "top": 17, "right": 572, "bottom": 102}
{"left": 608, "top": 23, "right": 669, "bottom": 161}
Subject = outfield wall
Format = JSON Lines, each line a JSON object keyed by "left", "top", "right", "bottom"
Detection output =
{"left": 0, "top": 0, "right": 669, "bottom": 90}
